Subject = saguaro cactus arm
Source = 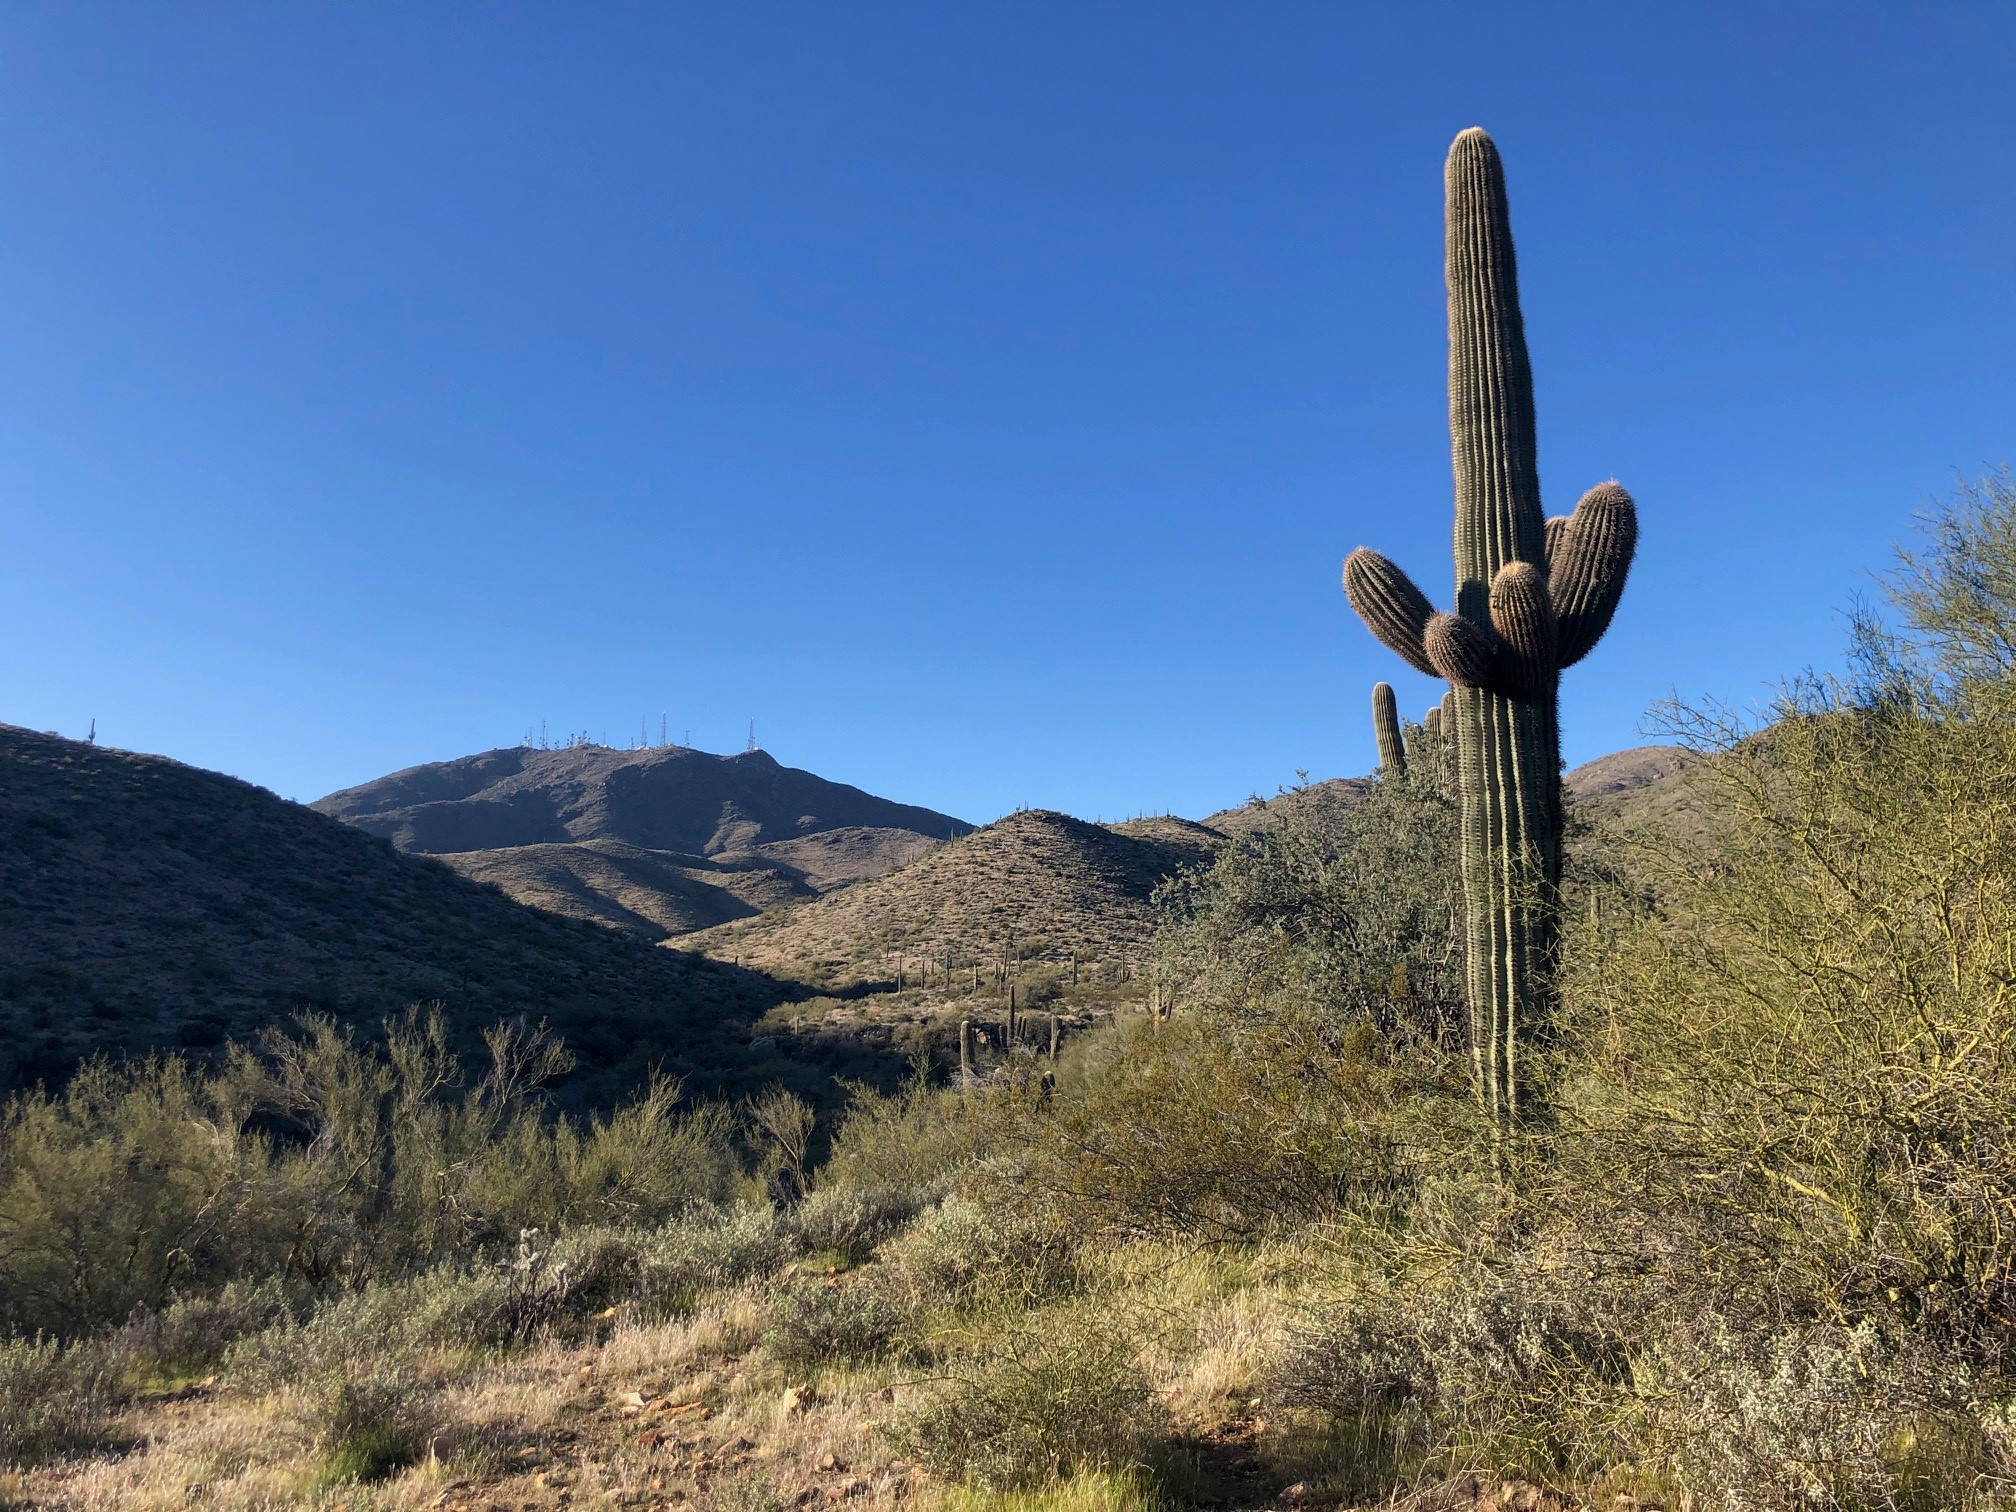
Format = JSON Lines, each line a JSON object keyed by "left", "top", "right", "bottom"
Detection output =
{"left": 1343, "top": 549, "right": 1439, "bottom": 677}
{"left": 1488, "top": 561, "right": 1556, "bottom": 697}
{"left": 1549, "top": 482, "right": 1638, "bottom": 667}
{"left": 1424, "top": 612, "right": 1497, "bottom": 689}
{"left": 1372, "top": 681, "right": 1407, "bottom": 777}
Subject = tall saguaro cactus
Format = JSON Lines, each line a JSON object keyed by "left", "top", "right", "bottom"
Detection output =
{"left": 1343, "top": 129, "right": 1636, "bottom": 1126}
{"left": 1371, "top": 681, "right": 1407, "bottom": 778}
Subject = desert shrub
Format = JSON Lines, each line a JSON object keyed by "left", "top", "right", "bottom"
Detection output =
{"left": 894, "top": 1304, "right": 1167, "bottom": 1488}
{"left": 0, "top": 1334, "right": 118, "bottom": 1466}
{"left": 227, "top": 1233, "right": 610, "bottom": 1382}
{"left": 791, "top": 1184, "right": 920, "bottom": 1262}
{"left": 0, "top": 1052, "right": 280, "bottom": 1337}
{"left": 106, "top": 1277, "right": 295, "bottom": 1384}
{"left": 943, "top": 774, "right": 1476, "bottom": 1247}
{"left": 1154, "top": 771, "right": 1464, "bottom": 1046}
{"left": 612, "top": 1204, "right": 798, "bottom": 1318}
{"left": 761, "top": 1280, "right": 911, "bottom": 1369}
{"left": 743, "top": 1086, "right": 816, "bottom": 1207}
{"left": 0, "top": 1012, "right": 742, "bottom": 1339}
{"left": 1269, "top": 1270, "right": 1630, "bottom": 1489}
{"left": 301, "top": 1361, "right": 442, "bottom": 1485}
{"left": 1641, "top": 1317, "right": 1984, "bottom": 1512}
{"left": 818, "top": 1061, "right": 975, "bottom": 1199}
{"left": 879, "top": 1196, "right": 1078, "bottom": 1313}
{"left": 975, "top": 1007, "right": 1468, "bottom": 1244}
{"left": 227, "top": 1288, "right": 422, "bottom": 1391}
{"left": 1550, "top": 686, "right": 2016, "bottom": 1359}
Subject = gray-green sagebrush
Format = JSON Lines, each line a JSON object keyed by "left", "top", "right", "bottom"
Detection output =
{"left": 1343, "top": 129, "right": 1636, "bottom": 1125}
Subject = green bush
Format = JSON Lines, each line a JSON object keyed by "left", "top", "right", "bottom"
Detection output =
{"left": 762, "top": 1280, "right": 911, "bottom": 1369}
{"left": 894, "top": 1304, "right": 1166, "bottom": 1488}
{"left": 0, "top": 1334, "right": 117, "bottom": 1466}
{"left": 302, "top": 1361, "right": 441, "bottom": 1485}
{"left": 1269, "top": 1270, "right": 1629, "bottom": 1489}
{"left": 818, "top": 1061, "right": 974, "bottom": 1199}
{"left": 790, "top": 1185, "right": 920, "bottom": 1262}
{"left": 879, "top": 1197, "right": 1077, "bottom": 1313}
{"left": 106, "top": 1277, "right": 294, "bottom": 1384}
{"left": 0, "top": 1013, "right": 742, "bottom": 1340}
{"left": 632, "top": 1204, "right": 797, "bottom": 1302}
{"left": 1153, "top": 771, "right": 1463, "bottom": 1047}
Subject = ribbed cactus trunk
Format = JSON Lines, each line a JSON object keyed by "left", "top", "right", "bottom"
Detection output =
{"left": 1343, "top": 129, "right": 1637, "bottom": 1130}
{"left": 1447, "top": 131, "right": 1556, "bottom": 1129}
{"left": 1371, "top": 681, "right": 1407, "bottom": 778}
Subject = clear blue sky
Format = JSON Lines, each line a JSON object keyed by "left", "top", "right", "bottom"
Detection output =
{"left": 3, "top": 3, "right": 2011, "bottom": 824}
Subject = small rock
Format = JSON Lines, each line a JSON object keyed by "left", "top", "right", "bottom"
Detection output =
{"left": 1278, "top": 1484, "right": 1311, "bottom": 1507}
{"left": 816, "top": 1453, "right": 846, "bottom": 1473}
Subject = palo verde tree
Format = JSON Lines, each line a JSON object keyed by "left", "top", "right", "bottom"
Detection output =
{"left": 1343, "top": 128, "right": 1637, "bottom": 1127}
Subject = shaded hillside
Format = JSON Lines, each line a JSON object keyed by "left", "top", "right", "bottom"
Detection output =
{"left": 315, "top": 743, "right": 968, "bottom": 857}
{"left": 0, "top": 726, "right": 788, "bottom": 1101}
{"left": 316, "top": 743, "right": 968, "bottom": 942}
{"left": 435, "top": 839, "right": 813, "bottom": 938}
{"left": 682, "top": 809, "right": 1211, "bottom": 985}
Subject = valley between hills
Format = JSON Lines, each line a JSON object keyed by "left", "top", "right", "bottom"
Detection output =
{"left": 0, "top": 723, "right": 1700, "bottom": 1108}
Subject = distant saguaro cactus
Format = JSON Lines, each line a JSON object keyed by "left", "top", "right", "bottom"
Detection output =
{"left": 1372, "top": 682, "right": 1407, "bottom": 778}
{"left": 1343, "top": 128, "right": 1637, "bottom": 1127}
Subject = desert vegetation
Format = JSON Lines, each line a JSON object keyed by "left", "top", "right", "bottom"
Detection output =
{"left": 8, "top": 123, "right": 2014, "bottom": 1512}
{"left": 9, "top": 473, "right": 2016, "bottom": 1510}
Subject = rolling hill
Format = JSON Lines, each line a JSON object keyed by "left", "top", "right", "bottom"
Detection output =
{"left": 681, "top": 808, "right": 1224, "bottom": 985}
{"left": 0, "top": 725, "right": 789, "bottom": 1102}
{"left": 313, "top": 744, "right": 970, "bottom": 940}
{"left": 678, "top": 748, "right": 1703, "bottom": 991}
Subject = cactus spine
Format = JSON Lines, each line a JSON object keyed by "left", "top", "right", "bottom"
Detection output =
{"left": 1371, "top": 681, "right": 1407, "bottom": 778}
{"left": 1343, "top": 129, "right": 1636, "bottom": 1128}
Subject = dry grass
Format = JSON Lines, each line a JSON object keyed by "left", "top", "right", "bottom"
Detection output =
{"left": 1, "top": 1225, "right": 1347, "bottom": 1512}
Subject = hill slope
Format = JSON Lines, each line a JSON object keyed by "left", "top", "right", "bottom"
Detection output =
{"left": 1564, "top": 743, "right": 1705, "bottom": 833}
{"left": 1194, "top": 746, "right": 1701, "bottom": 841}
{"left": 682, "top": 809, "right": 1215, "bottom": 985}
{"left": 315, "top": 744, "right": 970, "bottom": 941}
{"left": 434, "top": 838, "right": 815, "bottom": 938}
{"left": 0, "top": 726, "right": 784, "bottom": 1100}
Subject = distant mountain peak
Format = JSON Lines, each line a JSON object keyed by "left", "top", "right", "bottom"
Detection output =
{"left": 314, "top": 744, "right": 969, "bottom": 859}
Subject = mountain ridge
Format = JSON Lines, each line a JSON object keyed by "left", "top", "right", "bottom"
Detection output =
{"left": 314, "top": 743, "right": 971, "bottom": 857}
{"left": 0, "top": 725, "right": 788, "bottom": 1102}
